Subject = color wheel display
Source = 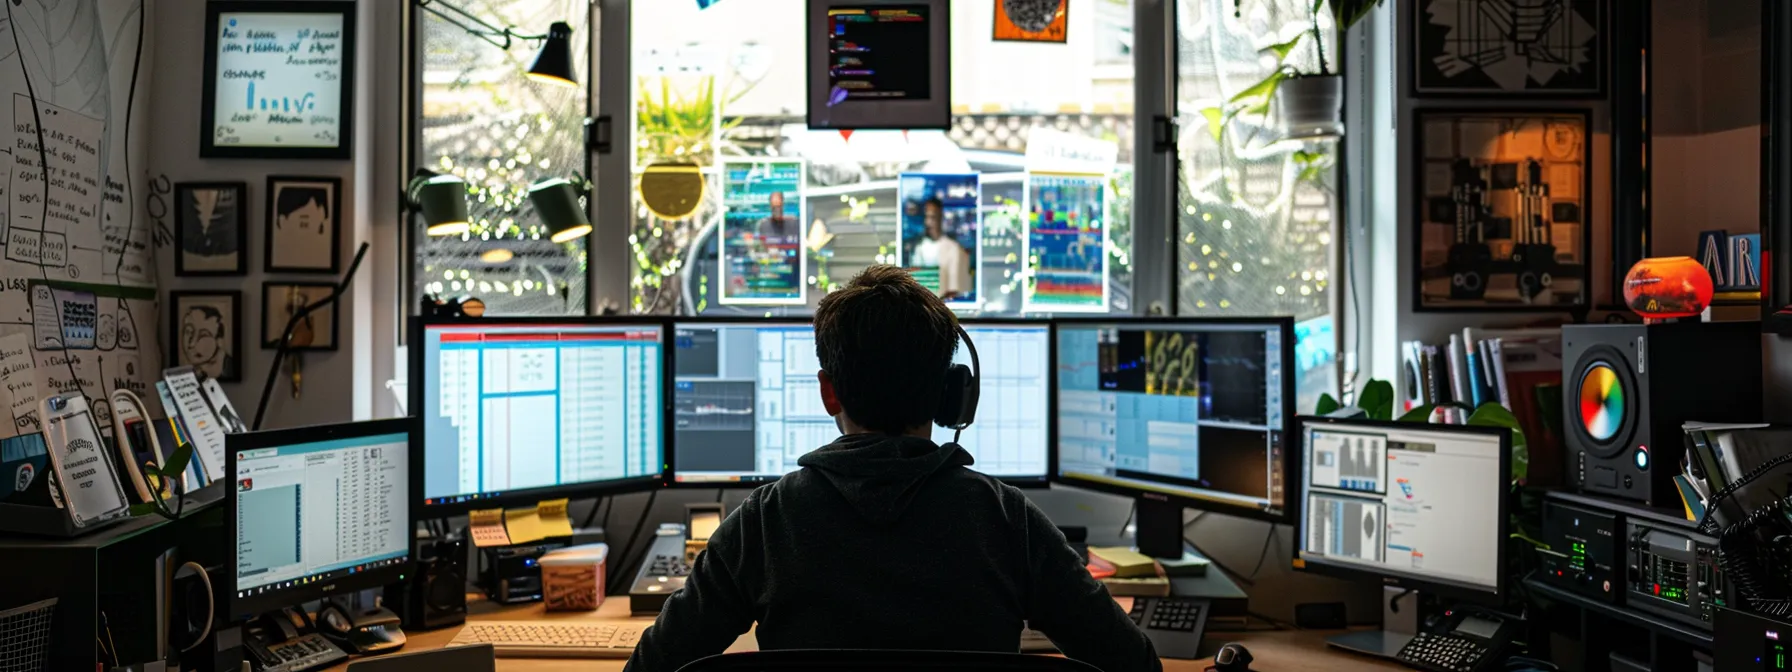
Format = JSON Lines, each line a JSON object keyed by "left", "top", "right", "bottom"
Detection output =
{"left": 1578, "top": 363, "right": 1626, "bottom": 442}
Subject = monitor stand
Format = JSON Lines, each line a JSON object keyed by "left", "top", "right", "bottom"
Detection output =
{"left": 1325, "top": 586, "right": 1421, "bottom": 659}
{"left": 1134, "top": 498, "right": 1187, "bottom": 559}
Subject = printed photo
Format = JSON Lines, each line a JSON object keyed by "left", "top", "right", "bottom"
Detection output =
{"left": 897, "top": 173, "right": 981, "bottom": 305}
{"left": 719, "top": 159, "right": 807, "bottom": 305}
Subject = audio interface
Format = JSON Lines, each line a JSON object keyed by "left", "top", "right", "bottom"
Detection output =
{"left": 1539, "top": 496, "right": 1620, "bottom": 603}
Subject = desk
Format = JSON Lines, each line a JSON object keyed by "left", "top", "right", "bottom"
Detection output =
{"left": 323, "top": 597, "right": 1406, "bottom": 671}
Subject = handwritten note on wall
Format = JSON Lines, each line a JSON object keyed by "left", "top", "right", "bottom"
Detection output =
{"left": 210, "top": 11, "right": 346, "bottom": 150}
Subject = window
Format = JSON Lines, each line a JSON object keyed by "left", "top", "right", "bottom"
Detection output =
{"left": 1174, "top": 0, "right": 1338, "bottom": 411}
{"left": 415, "top": 0, "right": 590, "bottom": 315}
{"left": 627, "top": 0, "right": 1136, "bottom": 316}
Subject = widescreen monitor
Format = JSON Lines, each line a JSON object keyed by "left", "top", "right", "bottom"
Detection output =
{"left": 411, "top": 318, "right": 668, "bottom": 514}
{"left": 670, "top": 319, "right": 1050, "bottom": 485}
{"left": 227, "top": 418, "right": 414, "bottom": 620}
{"left": 1294, "top": 416, "right": 1510, "bottom": 601}
{"left": 1053, "top": 318, "right": 1296, "bottom": 523}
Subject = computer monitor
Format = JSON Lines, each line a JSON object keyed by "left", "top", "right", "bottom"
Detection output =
{"left": 227, "top": 418, "right": 415, "bottom": 620}
{"left": 670, "top": 318, "right": 1051, "bottom": 485}
{"left": 1294, "top": 416, "right": 1510, "bottom": 602}
{"left": 1053, "top": 318, "right": 1296, "bottom": 554}
{"left": 411, "top": 318, "right": 668, "bottom": 514}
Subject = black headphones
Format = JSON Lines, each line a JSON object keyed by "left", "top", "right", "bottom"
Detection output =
{"left": 933, "top": 324, "right": 981, "bottom": 434}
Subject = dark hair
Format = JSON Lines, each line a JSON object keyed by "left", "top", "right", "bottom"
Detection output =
{"left": 275, "top": 186, "right": 329, "bottom": 219}
{"left": 814, "top": 265, "right": 958, "bottom": 434}
{"left": 923, "top": 197, "right": 944, "bottom": 211}
{"left": 185, "top": 305, "right": 226, "bottom": 340}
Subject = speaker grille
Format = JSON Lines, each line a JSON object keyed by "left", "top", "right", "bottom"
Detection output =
{"left": 1577, "top": 363, "right": 1627, "bottom": 442}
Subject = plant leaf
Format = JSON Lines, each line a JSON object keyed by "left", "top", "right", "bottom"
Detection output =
{"left": 158, "top": 443, "right": 194, "bottom": 480}
{"left": 1199, "top": 107, "right": 1225, "bottom": 141}
{"left": 1468, "top": 403, "right": 1529, "bottom": 482}
{"left": 1316, "top": 393, "right": 1340, "bottom": 415}
{"left": 1228, "top": 70, "right": 1289, "bottom": 106}
{"left": 1397, "top": 404, "right": 1436, "bottom": 423}
{"left": 1359, "top": 379, "right": 1395, "bottom": 421}
{"left": 1263, "top": 35, "right": 1304, "bottom": 62}
{"left": 129, "top": 502, "right": 161, "bottom": 517}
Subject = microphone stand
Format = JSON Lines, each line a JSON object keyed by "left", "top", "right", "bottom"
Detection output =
{"left": 252, "top": 242, "right": 371, "bottom": 430}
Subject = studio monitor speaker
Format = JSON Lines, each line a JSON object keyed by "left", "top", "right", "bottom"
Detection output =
{"left": 1563, "top": 322, "right": 1761, "bottom": 506}
{"left": 385, "top": 535, "right": 467, "bottom": 631}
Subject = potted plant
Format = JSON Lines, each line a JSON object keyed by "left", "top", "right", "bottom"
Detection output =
{"left": 1220, "top": 0, "right": 1385, "bottom": 140}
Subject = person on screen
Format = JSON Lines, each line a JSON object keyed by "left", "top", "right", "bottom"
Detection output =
{"left": 626, "top": 266, "right": 1159, "bottom": 672}
{"left": 754, "top": 191, "right": 799, "bottom": 246}
{"left": 909, "top": 198, "right": 972, "bottom": 300}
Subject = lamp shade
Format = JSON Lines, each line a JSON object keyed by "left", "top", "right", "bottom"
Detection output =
{"left": 529, "top": 177, "right": 591, "bottom": 243}
{"left": 411, "top": 174, "right": 470, "bottom": 237}
{"left": 526, "top": 22, "right": 577, "bottom": 88}
{"left": 1623, "top": 256, "right": 1714, "bottom": 320}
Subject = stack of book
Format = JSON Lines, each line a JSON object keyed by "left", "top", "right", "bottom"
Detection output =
{"left": 1086, "top": 547, "right": 1209, "bottom": 597}
{"left": 1402, "top": 327, "right": 1565, "bottom": 483}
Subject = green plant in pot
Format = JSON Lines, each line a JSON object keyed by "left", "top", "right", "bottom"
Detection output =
{"left": 1231, "top": 0, "right": 1384, "bottom": 140}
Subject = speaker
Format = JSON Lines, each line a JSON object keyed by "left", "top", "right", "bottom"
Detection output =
{"left": 385, "top": 536, "right": 467, "bottom": 631}
{"left": 1563, "top": 322, "right": 1761, "bottom": 506}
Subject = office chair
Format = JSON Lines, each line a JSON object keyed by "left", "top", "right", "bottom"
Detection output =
{"left": 676, "top": 650, "right": 1104, "bottom": 672}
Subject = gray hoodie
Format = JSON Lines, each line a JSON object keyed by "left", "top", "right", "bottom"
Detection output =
{"left": 624, "top": 433, "right": 1161, "bottom": 672}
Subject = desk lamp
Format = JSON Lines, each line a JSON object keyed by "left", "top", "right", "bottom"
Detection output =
{"left": 408, "top": 171, "right": 470, "bottom": 237}
{"left": 529, "top": 176, "right": 594, "bottom": 243}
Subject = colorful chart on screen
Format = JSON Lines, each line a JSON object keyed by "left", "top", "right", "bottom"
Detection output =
{"left": 1577, "top": 363, "right": 1625, "bottom": 442}
{"left": 719, "top": 159, "right": 807, "bottom": 306}
{"left": 1024, "top": 172, "right": 1108, "bottom": 312}
{"left": 897, "top": 173, "right": 980, "bottom": 307}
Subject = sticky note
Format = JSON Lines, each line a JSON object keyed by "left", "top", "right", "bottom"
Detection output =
{"left": 506, "top": 505, "right": 546, "bottom": 545}
{"left": 539, "top": 498, "right": 574, "bottom": 538}
{"left": 469, "top": 508, "right": 511, "bottom": 548}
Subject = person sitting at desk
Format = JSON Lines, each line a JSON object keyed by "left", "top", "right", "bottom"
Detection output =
{"left": 626, "top": 266, "right": 1159, "bottom": 672}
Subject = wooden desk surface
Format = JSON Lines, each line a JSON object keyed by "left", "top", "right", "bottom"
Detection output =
{"left": 328, "top": 597, "right": 1405, "bottom": 671}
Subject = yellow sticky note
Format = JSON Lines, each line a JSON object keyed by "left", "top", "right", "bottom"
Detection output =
{"left": 506, "top": 505, "right": 546, "bottom": 545}
{"left": 469, "top": 508, "right": 511, "bottom": 548}
{"left": 539, "top": 498, "right": 574, "bottom": 538}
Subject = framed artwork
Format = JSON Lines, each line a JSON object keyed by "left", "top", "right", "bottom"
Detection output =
{"left": 264, "top": 175, "right": 342, "bottom": 273}
{"left": 1412, "top": 0, "right": 1605, "bottom": 97}
{"left": 261, "top": 282, "right": 337, "bottom": 351}
{"left": 1413, "top": 109, "right": 1592, "bottom": 312}
{"left": 993, "top": 0, "right": 1067, "bottom": 43}
{"left": 718, "top": 159, "right": 807, "bottom": 306}
{"left": 897, "top": 173, "right": 981, "bottom": 307}
{"left": 174, "top": 182, "right": 247, "bottom": 276}
{"left": 201, "top": 1, "right": 356, "bottom": 159}
{"left": 1022, "top": 171, "right": 1109, "bottom": 313}
{"left": 169, "top": 291, "right": 243, "bottom": 382}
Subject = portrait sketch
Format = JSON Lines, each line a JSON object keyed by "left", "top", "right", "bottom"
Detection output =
{"left": 169, "top": 292, "right": 242, "bottom": 382}
{"left": 265, "top": 176, "right": 342, "bottom": 273}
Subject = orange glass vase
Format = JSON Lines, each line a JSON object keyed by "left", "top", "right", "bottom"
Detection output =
{"left": 1623, "top": 256, "right": 1714, "bottom": 320}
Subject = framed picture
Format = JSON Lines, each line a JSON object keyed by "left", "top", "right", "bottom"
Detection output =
{"left": 169, "top": 291, "right": 243, "bottom": 382}
{"left": 201, "top": 1, "right": 357, "bottom": 159}
{"left": 1413, "top": 109, "right": 1592, "bottom": 312}
{"left": 718, "top": 159, "right": 807, "bottom": 306}
{"left": 993, "top": 0, "right": 1067, "bottom": 43}
{"left": 174, "top": 182, "right": 248, "bottom": 276}
{"left": 261, "top": 282, "right": 337, "bottom": 351}
{"left": 264, "top": 176, "right": 342, "bottom": 273}
{"left": 897, "top": 173, "right": 982, "bottom": 307}
{"left": 1412, "top": 0, "right": 1605, "bottom": 97}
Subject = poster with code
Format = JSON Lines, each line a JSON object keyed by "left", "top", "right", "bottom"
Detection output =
{"left": 1023, "top": 172, "right": 1108, "bottom": 313}
{"left": 719, "top": 159, "right": 807, "bottom": 306}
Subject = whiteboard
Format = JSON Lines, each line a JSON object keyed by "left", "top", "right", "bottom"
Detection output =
{"left": 202, "top": 3, "right": 355, "bottom": 159}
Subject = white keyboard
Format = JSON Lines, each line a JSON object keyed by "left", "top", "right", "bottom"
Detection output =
{"left": 448, "top": 621, "right": 650, "bottom": 658}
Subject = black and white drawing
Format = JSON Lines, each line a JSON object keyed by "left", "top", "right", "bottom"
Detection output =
{"left": 1413, "top": 0, "right": 1605, "bottom": 96}
{"left": 174, "top": 182, "right": 248, "bottom": 276}
{"left": 169, "top": 291, "right": 242, "bottom": 382}
{"left": 265, "top": 176, "right": 341, "bottom": 274}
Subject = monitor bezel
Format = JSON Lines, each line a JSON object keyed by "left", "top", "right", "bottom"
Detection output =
{"left": 666, "top": 315, "right": 1055, "bottom": 488}
{"left": 409, "top": 316, "right": 673, "bottom": 517}
{"left": 1047, "top": 316, "right": 1300, "bottom": 525}
{"left": 225, "top": 417, "right": 417, "bottom": 621}
{"left": 1289, "top": 415, "right": 1513, "bottom": 603}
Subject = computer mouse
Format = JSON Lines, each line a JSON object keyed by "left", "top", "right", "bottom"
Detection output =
{"left": 1211, "top": 642, "right": 1254, "bottom": 671}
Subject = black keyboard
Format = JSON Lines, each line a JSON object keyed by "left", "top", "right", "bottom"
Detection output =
{"left": 1396, "top": 632, "right": 1492, "bottom": 672}
{"left": 647, "top": 553, "right": 691, "bottom": 578}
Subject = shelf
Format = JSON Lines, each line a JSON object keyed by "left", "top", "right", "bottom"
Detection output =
{"left": 1525, "top": 577, "right": 1714, "bottom": 646}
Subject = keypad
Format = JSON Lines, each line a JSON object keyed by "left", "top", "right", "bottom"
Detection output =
{"left": 1143, "top": 598, "right": 1203, "bottom": 632}
{"left": 1396, "top": 633, "right": 1486, "bottom": 672}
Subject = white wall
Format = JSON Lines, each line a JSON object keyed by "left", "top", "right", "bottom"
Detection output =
{"left": 150, "top": 0, "right": 401, "bottom": 429}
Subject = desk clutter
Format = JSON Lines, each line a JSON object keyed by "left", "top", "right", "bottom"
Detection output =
{"left": 4, "top": 317, "right": 1792, "bottom": 672}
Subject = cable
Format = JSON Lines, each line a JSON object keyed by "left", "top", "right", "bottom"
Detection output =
{"left": 715, "top": 488, "right": 724, "bottom": 504}
{"left": 580, "top": 497, "right": 607, "bottom": 530}
{"left": 1119, "top": 502, "right": 1136, "bottom": 538}
{"left": 607, "top": 490, "right": 659, "bottom": 595}
{"left": 111, "top": 0, "right": 145, "bottom": 280}
{"left": 1246, "top": 524, "right": 1279, "bottom": 581}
